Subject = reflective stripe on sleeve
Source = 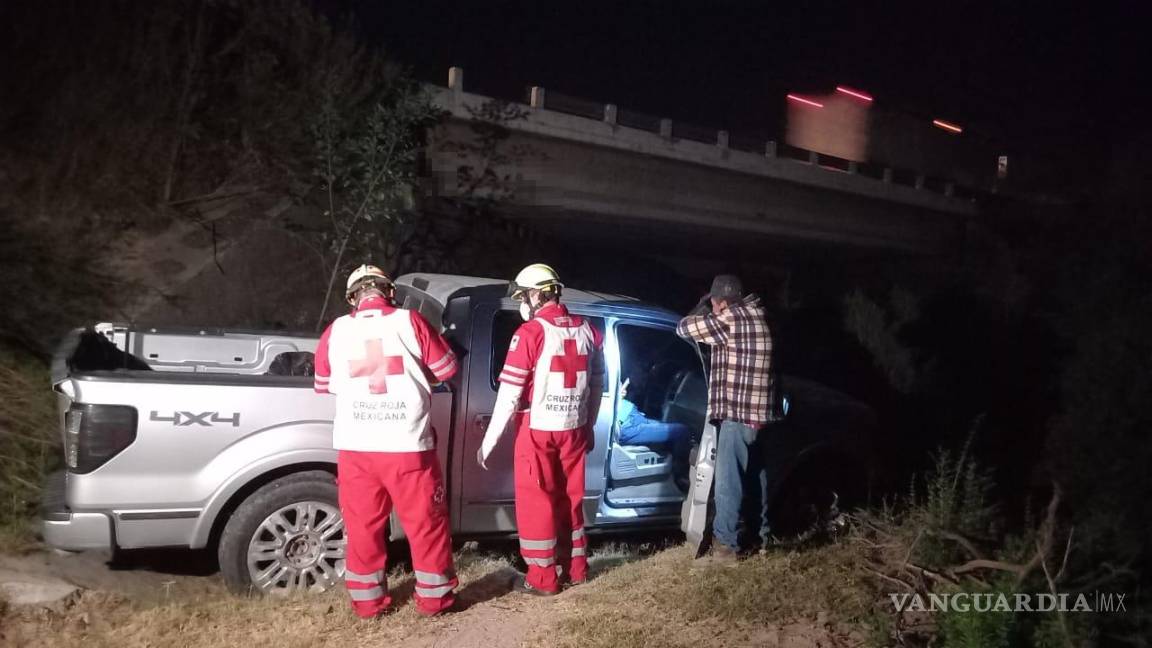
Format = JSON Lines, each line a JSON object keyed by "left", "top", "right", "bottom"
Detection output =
{"left": 499, "top": 372, "right": 527, "bottom": 386}
{"left": 428, "top": 352, "right": 455, "bottom": 373}
{"left": 572, "top": 547, "right": 586, "bottom": 557}
{"left": 524, "top": 556, "right": 555, "bottom": 567}
{"left": 572, "top": 527, "right": 585, "bottom": 541}
{"left": 434, "top": 358, "right": 458, "bottom": 380}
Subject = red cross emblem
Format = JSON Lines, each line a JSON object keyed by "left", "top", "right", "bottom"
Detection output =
{"left": 549, "top": 339, "right": 589, "bottom": 389}
{"left": 348, "top": 339, "right": 405, "bottom": 394}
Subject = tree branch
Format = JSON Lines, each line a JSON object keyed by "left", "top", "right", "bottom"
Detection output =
{"left": 1038, "top": 536, "right": 1076, "bottom": 648}
{"left": 167, "top": 187, "right": 261, "bottom": 207}
{"left": 951, "top": 559, "right": 1028, "bottom": 577}
{"left": 162, "top": 0, "right": 207, "bottom": 205}
{"left": 905, "top": 563, "right": 959, "bottom": 586}
{"left": 927, "top": 528, "right": 985, "bottom": 560}
{"left": 1055, "top": 527, "right": 1074, "bottom": 583}
{"left": 864, "top": 566, "right": 917, "bottom": 592}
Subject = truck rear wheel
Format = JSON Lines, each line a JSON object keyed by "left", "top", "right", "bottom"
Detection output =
{"left": 217, "top": 471, "right": 346, "bottom": 595}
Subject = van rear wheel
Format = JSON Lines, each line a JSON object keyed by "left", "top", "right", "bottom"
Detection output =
{"left": 217, "top": 471, "right": 346, "bottom": 595}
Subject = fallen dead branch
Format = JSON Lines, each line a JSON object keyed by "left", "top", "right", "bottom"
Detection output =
{"left": 863, "top": 566, "right": 917, "bottom": 592}
{"left": 851, "top": 481, "right": 1078, "bottom": 646}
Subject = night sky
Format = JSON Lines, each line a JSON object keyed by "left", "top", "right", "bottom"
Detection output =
{"left": 335, "top": 0, "right": 1146, "bottom": 172}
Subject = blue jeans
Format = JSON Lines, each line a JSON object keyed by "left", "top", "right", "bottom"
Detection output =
{"left": 713, "top": 420, "right": 770, "bottom": 550}
{"left": 619, "top": 421, "right": 691, "bottom": 461}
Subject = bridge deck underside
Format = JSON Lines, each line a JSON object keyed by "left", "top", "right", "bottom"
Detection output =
{"left": 428, "top": 121, "right": 966, "bottom": 255}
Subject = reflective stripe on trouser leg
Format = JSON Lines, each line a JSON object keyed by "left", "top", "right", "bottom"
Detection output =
{"left": 344, "top": 571, "right": 389, "bottom": 606}
{"left": 386, "top": 449, "right": 457, "bottom": 615}
{"left": 514, "top": 426, "right": 562, "bottom": 593}
{"left": 520, "top": 538, "right": 557, "bottom": 570}
{"left": 337, "top": 451, "right": 393, "bottom": 618}
{"left": 344, "top": 568, "right": 384, "bottom": 584}
{"left": 348, "top": 586, "right": 387, "bottom": 601}
{"left": 519, "top": 537, "right": 557, "bottom": 551}
{"left": 556, "top": 430, "right": 589, "bottom": 583}
{"left": 414, "top": 569, "right": 458, "bottom": 599}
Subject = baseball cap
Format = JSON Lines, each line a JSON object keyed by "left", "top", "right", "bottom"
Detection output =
{"left": 708, "top": 274, "right": 744, "bottom": 301}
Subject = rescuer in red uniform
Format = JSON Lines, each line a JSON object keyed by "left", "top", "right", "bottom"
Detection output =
{"left": 478, "top": 264, "right": 605, "bottom": 595}
{"left": 315, "top": 264, "right": 460, "bottom": 618}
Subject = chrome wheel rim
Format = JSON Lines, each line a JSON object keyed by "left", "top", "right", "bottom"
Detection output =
{"left": 246, "top": 502, "right": 346, "bottom": 594}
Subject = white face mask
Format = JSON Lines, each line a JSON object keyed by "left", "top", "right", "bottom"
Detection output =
{"left": 519, "top": 302, "right": 533, "bottom": 321}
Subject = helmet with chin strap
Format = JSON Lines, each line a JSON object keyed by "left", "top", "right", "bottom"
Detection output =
{"left": 508, "top": 263, "right": 563, "bottom": 301}
{"left": 345, "top": 264, "right": 393, "bottom": 305}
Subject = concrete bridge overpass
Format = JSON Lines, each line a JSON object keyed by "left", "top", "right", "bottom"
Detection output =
{"left": 423, "top": 68, "right": 977, "bottom": 256}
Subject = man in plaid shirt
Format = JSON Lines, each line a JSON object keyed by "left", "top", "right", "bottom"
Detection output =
{"left": 676, "top": 274, "right": 775, "bottom": 560}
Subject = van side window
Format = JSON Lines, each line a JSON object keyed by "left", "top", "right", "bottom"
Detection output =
{"left": 489, "top": 310, "right": 606, "bottom": 390}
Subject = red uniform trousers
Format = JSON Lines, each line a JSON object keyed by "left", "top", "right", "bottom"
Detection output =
{"left": 337, "top": 450, "right": 456, "bottom": 617}
{"left": 513, "top": 417, "right": 589, "bottom": 593}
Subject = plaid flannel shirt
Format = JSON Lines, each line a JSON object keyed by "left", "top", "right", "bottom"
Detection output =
{"left": 676, "top": 294, "right": 775, "bottom": 427}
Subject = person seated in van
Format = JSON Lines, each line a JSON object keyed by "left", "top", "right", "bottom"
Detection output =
{"left": 616, "top": 373, "right": 691, "bottom": 486}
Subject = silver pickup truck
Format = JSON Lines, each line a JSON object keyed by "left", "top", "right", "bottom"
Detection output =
{"left": 42, "top": 274, "right": 874, "bottom": 594}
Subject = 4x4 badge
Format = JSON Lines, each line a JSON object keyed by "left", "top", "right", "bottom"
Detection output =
{"left": 150, "top": 411, "right": 240, "bottom": 427}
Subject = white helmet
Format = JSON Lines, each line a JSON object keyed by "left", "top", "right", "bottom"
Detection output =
{"left": 509, "top": 263, "right": 563, "bottom": 300}
{"left": 345, "top": 264, "right": 392, "bottom": 305}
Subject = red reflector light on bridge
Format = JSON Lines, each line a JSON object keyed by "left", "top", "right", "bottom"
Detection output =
{"left": 835, "top": 86, "right": 873, "bottom": 102}
{"left": 787, "top": 94, "right": 824, "bottom": 108}
{"left": 932, "top": 119, "right": 963, "bottom": 134}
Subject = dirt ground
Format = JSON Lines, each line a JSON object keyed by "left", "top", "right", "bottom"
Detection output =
{"left": 0, "top": 539, "right": 869, "bottom": 648}
{"left": 0, "top": 548, "right": 224, "bottom": 602}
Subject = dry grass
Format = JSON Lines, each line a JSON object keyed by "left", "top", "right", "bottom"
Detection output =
{"left": 0, "top": 518, "right": 43, "bottom": 555}
{"left": 534, "top": 543, "right": 873, "bottom": 648}
{"left": 0, "top": 549, "right": 521, "bottom": 648}
{"left": 0, "top": 539, "right": 879, "bottom": 648}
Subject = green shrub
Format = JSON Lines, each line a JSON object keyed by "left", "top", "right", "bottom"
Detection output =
{"left": 0, "top": 348, "right": 59, "bottom": 541}
{"left": 937, "top": 576, "right": 1018, "bottom": 648}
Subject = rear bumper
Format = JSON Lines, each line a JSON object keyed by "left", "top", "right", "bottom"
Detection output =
{"left": 39, "top": 470, "right": 113, "bottom": 551}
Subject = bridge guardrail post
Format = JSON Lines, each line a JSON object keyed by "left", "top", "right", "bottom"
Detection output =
{"left": 448, "top": 67, "right": 464, "bottom": 107}
{"left": 765, "top": 141, "right": 777, "bottom": 158}
{"left": 530, "top": 86, "right": 546, "bottom": 109}
{"left": 915, "top": 173, "right": 925, "bottom": 190}
{"left": 604, "top": 103, "right": 618, "bottom": 125}
{"left": 659, "top": 118, "right": 673, "bottom": 140}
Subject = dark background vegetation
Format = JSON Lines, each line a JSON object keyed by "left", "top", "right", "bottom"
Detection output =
{"left": 1, "top": 1, "right": 1149, "bottom": 645}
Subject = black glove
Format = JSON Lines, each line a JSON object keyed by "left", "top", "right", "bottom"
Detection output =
{"left": 689, "top": 294, "right": 712, "bottom": 316}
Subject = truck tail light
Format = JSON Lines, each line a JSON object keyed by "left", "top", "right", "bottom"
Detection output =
{"left": 65, "top": 404, "right": 138, "bottom": 474}
{"left": 64, "top": 409, "right": 82, "bottom": 469}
